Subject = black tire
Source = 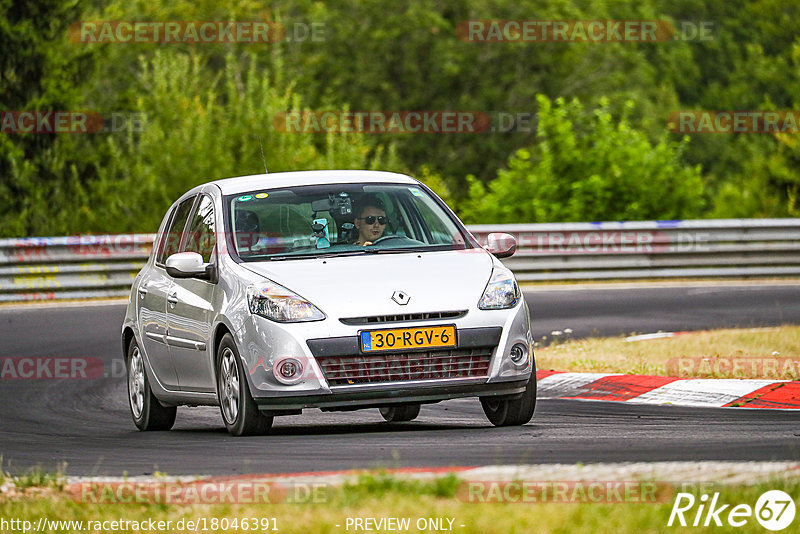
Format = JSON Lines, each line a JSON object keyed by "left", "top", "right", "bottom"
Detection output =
{"left": 127, "top": 338, "right": 176, "bottom": 431}
{"left": 217, "top": 333, "right": 273, "bottom": 436}
{"left": 380, "top": 403, "right": 421, "bottom": 422}
{"left": 480, "top": 373, "right": 537, "bottom": 427}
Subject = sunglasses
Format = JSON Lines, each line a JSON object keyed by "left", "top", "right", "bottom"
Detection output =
{"left": 358, "top": 216, "right": 388, "bottom": 225}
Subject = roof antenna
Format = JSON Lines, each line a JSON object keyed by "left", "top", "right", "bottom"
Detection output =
{"left": 258, "top": 135, "right": 268, "bottom": 173}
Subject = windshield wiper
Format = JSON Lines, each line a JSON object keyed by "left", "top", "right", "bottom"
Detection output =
{"left": 268, "top": 249, "right": 374, "bottom": 261}
{"left": 373, "top": 246, "right": 451, "bottom": 254}
{"left": 266, "top": 245, "right": 457, "bottom": 261}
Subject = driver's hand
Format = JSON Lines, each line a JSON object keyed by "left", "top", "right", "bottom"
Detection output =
{"left": 362, "top": 241, "right": 373, "bottom": 246}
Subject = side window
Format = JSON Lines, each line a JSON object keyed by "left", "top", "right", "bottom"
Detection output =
{"left": 157, "top": 196, "right": 196, "bottom": 264}
{"left": 182, "top": 195, "right": 216, "bottom": 263}
{"left": 410, "top": 194, "right": 461, "bottom": 244}
{"left": 382, "top": 193, "right": 410, "bottom": 238}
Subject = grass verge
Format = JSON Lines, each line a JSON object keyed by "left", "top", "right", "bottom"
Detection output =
{"left": 535, "top": 325, "right": 800, "bottom": 378}
{"left": 1, "top": 473, "right": 798, "bottom": 533}
{"left": 0, "top": 462, "right": 66, "bottom": 493}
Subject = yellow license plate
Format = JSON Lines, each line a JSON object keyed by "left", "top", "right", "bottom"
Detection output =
{"left": 360, "top": 325, "right": 456, "bottom": 353}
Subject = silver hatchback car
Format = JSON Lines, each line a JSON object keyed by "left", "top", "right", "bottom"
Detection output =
{"left": 122, "top": 170, "right": 536, "bottom": 436}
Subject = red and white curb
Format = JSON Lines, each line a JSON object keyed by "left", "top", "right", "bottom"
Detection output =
{"left": 535, "top": 370, "right": 800, "bottom": 409}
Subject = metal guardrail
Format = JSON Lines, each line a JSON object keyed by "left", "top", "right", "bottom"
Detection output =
{"left": 1, "top": 219, "right": 799, "bottom": 302}
{"left": 469, "top": 219, "right": 800, "bottom": 281}
{"left": 0, "top": 235, "right": 154, "bottom": 302}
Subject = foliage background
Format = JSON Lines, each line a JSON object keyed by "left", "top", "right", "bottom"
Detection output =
{"left": 1, "top": 0, "right": 799, "bottom": 236}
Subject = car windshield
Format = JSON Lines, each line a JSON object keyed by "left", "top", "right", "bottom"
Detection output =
{"left": 225, "top": 183, "right": 471, "bottom": 261}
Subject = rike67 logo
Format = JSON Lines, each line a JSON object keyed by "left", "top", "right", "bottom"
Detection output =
{"left": 668, "top": 490, "right": 796, "bottom": 531}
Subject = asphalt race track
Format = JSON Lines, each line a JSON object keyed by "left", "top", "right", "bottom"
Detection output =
{"left": 531, "top": 282, "right": 800, "bottom": 341}
{"left": 1, "top": 283, "right": 799, "bottom": 476}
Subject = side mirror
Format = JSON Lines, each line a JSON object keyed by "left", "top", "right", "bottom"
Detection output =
{"left": 485, "top": 233, "right": 517, "bottom": 259}
{"left": 165, "top": 252, "right": 216, "bottom": 281}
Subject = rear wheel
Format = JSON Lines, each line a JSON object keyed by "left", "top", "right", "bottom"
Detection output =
{"left": 480, "top": 374, "right": 536, "bottom": 427}
{"left": 380, "top": 403, "right": 421, "bottom": 422}
{"left": 127, "top": 338, "right": 176, "bottom": 431}
{"left": 217, "top": 333, "right": 273, "bottom": 436}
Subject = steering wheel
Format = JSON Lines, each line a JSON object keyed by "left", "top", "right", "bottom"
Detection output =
{"left": 371, "top": 235, "right": 405, "bottom": 245}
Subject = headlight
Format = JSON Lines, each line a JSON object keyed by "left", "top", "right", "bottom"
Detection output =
{"left": 247, "top": 281, "right": 325, "bottom": 322}
{"left": 478, "top": 267, "right": 521, "bottom": 310}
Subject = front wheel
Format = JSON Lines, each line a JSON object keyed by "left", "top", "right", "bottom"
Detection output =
{"left": 380, "top": 403, "right": 421, "bottom": 422}
{"left": 127, "top": 338, "right": 176, "bottom": 431}
{"left": 480, "top": 374, "right": 536, "bottom": 427}
{"left": 217, "top": 333, "right": 273, "bottom": 436}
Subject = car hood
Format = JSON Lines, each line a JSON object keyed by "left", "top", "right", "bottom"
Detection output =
{"left": 239, "top": 249, "right": 494, "bottom": 318}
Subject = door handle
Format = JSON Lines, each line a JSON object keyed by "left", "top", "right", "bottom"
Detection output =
{"left": 137, "top": 287, "right": 148, "bottom": 299}
{"left": 167, "top": 292, "right": 178, "bottom": 307}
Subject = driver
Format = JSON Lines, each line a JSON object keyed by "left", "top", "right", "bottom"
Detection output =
{"left": 353, "top": 197, "right": 388, "bottom": 246}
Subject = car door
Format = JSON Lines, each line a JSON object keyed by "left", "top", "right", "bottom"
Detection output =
{"left": 166, "top": 193, "right": 217, "bottom": 392}
{"left": 136, "top": 195, "right": 196, "bottom": 390}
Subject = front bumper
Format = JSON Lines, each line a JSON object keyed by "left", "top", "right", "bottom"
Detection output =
{"left": 254, "top": 378, "right": 530, "bottom": 411}
{"left": 235, "top": 299, "right": 534, "bottom": 408}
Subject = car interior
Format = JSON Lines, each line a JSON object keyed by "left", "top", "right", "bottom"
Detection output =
{"left": 230, "top": 185, "right": 464, "bottom": 259}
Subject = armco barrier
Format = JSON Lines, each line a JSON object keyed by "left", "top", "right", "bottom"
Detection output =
{"left": 0, "top": 234, "right": 155, "bottom": 302}
{"left": 0, "top": 219, "right": 798, "bottom": 302}
{"left": 469, "top": 219, "right": 800, "bottom": 281}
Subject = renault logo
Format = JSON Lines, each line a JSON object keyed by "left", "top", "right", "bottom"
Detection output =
{"left": 392, "top": 290, "right": 410, "bottom": 305}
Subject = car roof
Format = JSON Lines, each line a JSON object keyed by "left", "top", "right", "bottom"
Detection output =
{"left": 209, "top": 170, "right": 418, "bottom": 196}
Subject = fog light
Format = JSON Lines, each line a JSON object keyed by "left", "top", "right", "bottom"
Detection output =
{"left": 274, "top": 358, "right": 304, "bottom": 385}
{"left": 509, "top": 343, "right": 529, "bottom": 368}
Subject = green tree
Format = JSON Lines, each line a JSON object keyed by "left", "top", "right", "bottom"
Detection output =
{"left": 5, "top": 0, "right": 800, "bottom": 236}
{"left": 661, "top": 0, "right": 800, "bottom": 217}
{"left": 273, "top": 0, "right": 694, "bottom": 190}
{"left": 459, "top": 95, "right": 704, "bottom": 223}
{"left": 0, "top": 0, "right": 96, "bottom": 236}
{"left": 81, "top": 51, "right": 402, "bottom": 234}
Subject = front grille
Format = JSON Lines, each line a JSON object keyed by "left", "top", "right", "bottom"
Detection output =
{"left": 316, "top": 346, "right": 493, "bottom": 387}
{"left": 339, "top": 310, "right": 467, "bottom": 326}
